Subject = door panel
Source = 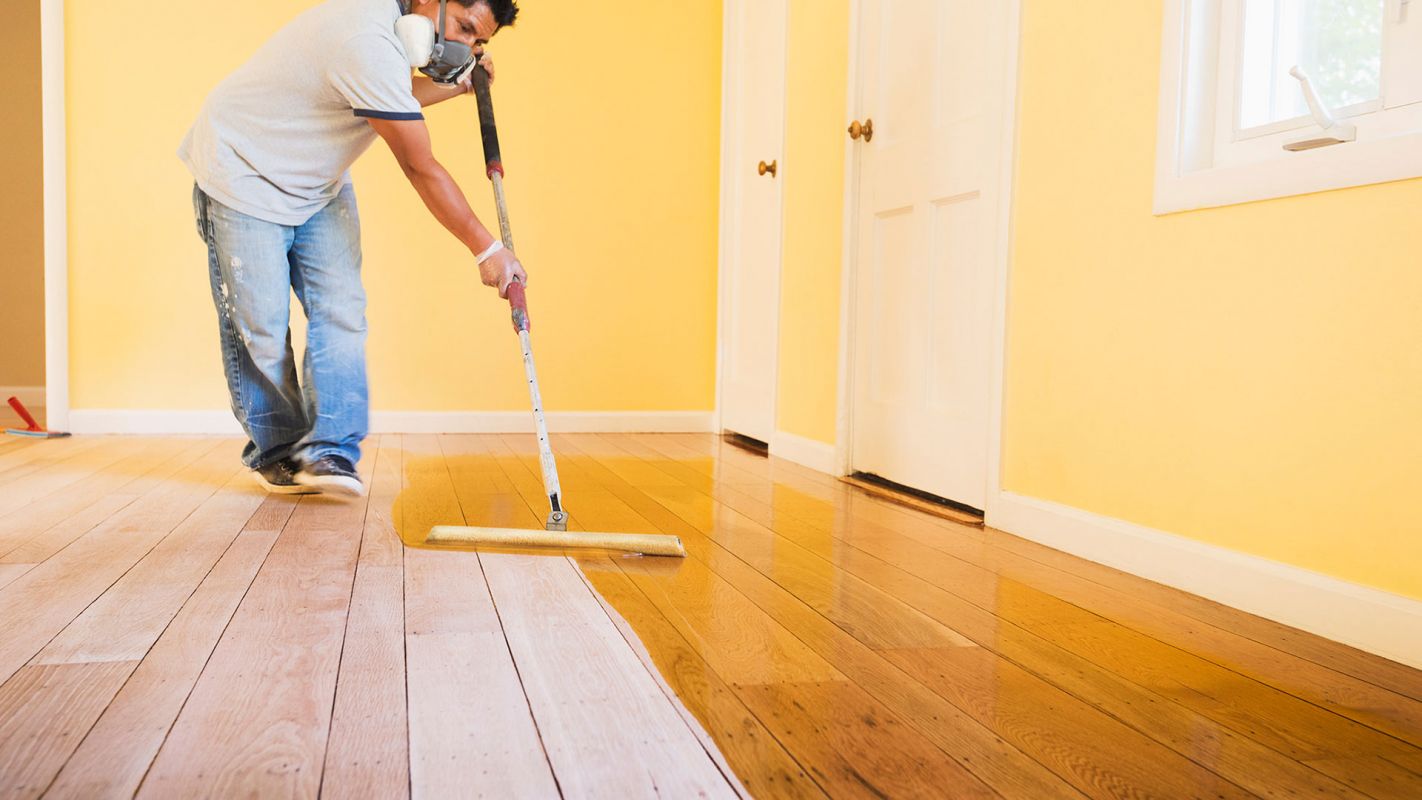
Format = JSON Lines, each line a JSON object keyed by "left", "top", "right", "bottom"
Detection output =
{"left": 720, "top": 0, "right": 788, "bottom": 443}
{"left": 850, "top": 0, "right": 1011, "bottom": 509}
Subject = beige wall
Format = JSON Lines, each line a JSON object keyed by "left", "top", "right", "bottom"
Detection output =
{"left": 67, "top": 1, "right": 721, "bottom": 413}
{"left": 0, "top": 1, "right": 45, "bottom": 388}
{"left": 1004, "top": 0, "right": 1422, "bottom": 599}
{"left": 775, "top": 0, "right": 849, "bottom": 445}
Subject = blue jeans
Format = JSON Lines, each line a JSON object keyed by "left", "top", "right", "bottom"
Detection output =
{"left": 193, "top": 184, "right": 368, "bottom": 469}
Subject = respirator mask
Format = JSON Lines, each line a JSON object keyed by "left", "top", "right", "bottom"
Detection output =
{"left": 395, "top": 0, "right": 476, "bottom": 84}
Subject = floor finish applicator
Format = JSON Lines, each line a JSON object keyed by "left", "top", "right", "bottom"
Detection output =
{"left": 4, "top": 397, "right": 70, "bottom": 439}
{"left": 425, "top": 65, "right": 686, "bottom": 559}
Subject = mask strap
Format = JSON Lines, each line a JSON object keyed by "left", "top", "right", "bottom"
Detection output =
{"left": 435, "top": 0, "right": 447, "bottom": 47}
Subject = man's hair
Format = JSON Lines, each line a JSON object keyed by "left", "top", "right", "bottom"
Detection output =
{"left": 459, "top": 0, "right": 519, "bottom": 29}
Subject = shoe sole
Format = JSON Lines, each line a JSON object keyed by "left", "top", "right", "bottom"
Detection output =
{"left": 294, "top": 472, "right": 366, "bottom": 497}
{"left": 252, "top": 471, "right": 321, "bottom": 495}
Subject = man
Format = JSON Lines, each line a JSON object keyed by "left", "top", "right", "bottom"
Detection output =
{"left": 181, "top": 0, "right": 523, "bottom": 497}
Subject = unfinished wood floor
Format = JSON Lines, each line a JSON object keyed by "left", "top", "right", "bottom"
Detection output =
{"left": 0, "top": 433, "right": 1419, "bottom": 798}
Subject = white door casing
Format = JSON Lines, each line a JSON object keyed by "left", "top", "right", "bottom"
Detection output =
{"left": 847, "top": 0, "right": 1014, "bottom": 509}
{"left": 718, "top": 0, "right": 788, "bottom": 444}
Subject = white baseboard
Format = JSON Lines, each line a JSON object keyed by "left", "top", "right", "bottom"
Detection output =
{"left": 67, "top": 409, "right": 715, "bottom": 436}
{"left": 69, "top": 410, "right": 241, "bottom": 435}
{"left": 372, "top": 411, "right": 714, "bottom": 434}
{"left": 988, "top": 491, "right": 1422, "bottom": 670}
{"left": 0, "top": 386, "right": 45, "bottom": 407}
{"left": 770, "top": 430, "right": 839, "bottom": 474}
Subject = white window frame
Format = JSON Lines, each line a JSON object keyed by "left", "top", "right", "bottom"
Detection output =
{"left": 1156, "top": 0, "right": 1422, "bottom": 213}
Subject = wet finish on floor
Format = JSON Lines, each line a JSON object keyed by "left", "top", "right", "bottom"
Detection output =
{"left": 0, "top": 432, "right": 1419, "bottom": 797}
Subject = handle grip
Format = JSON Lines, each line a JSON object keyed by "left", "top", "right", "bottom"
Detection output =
{"left": 7, "top": 396, "right": 42, "bottom": 432}
{"left": 471, "top": 64, "right": 503, "bottom": 178}
{"left": 507, "top": 278, "right": 530, "bottom": 333}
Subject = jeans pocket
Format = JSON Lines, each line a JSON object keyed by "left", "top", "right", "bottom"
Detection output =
{"left": 192, "top": 184, "right": 208, "bottom": 241}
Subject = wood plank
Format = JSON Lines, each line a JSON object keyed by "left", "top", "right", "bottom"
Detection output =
{"left": 0, "top": 440, "right": 237, "bottom": 687}
{"left": 0, "top": 432, "right": 1408, "bottom": 799}
{"left": 743, "top": 430, "right": 1422, "bottom": 703}
{"left": 0, "top": 472, "right": 274, "bottom": 798}
{"left": 400, "top": 434, "right": 558, "bottom": 799}
{"left": 689, "top": 433, "right": 1422, "bottom": 713}
{"left": 0, "top": 442, "right": 28, "bottom": 461}
{"left": 0, "top": 661, "right": 137, "bottom": 800}
{"left": 623, "top": 436, "right": 1372, "bottom": 799}
{"left": 794, "top": 532, "right": 1366, "bottom": 799}
{"left": 577, "top": 561, "right": 820, "bottom": 800}
{"left": 639, "top": 435, "right": 1422, "bottom": 788}
{"left": 558, "top": 434, "right": 1265, "bottom": 799}
{"left": 493, "top": 435, "right": 1018, "bottom": 799}
{"left": 34, "top": 467, "right": 269, "bottom": 665}
{"left": 481, "top": 551, "right": 738, "bottom": 798}
{"left": 0, "top": 437, "right": 135, "bottom": 518}
{"left": 737, "top": 679, "right": 1002, "bottom": 800}
{"left": 137, "top": 448, "right": 375, "bottom": 798}
{"left": 0, "top": 433, "right": 104, "bottom": 479}
{"left": 0, "top": 565, "right": 32, "bottom": 592}
{"left": 1301, "top": 755, "right": 1422, "bottom": 800}
{"left": 1381, "top": 747, "right": 1422, "bottom": 775}
{"left": 0, "top": 438, "right": 193, "bottom": 562}
{"left": 956, "top": 521, "right": 1422, "bottom": 703}
{"left": 649, "top": 434, "right": 1422, "bottom": 751}
{"left": 322, "top": 436, "right": 409, "bottom": 800}
{"left": 44, "top": 495, "right": 296, "bottom": 800}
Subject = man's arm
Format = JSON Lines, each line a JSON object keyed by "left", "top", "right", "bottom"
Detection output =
{"left": 366, "top": 116, "right": 525, "bottom": 295}
{"left": 411, "top": 77, "right": 466, "bottom": 107}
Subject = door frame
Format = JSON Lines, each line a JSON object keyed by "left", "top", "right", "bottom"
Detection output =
{"left": 41, "top": 0, "right": 69, "bottom": 431}
{"left": 833, "top": 0, "right": 1025, "bottom": 521}
{"left": 715, "top": 0, "right": 790, "bottom": 441}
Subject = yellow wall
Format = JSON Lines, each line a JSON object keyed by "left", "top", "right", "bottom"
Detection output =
{"left": 775, "top": 0, "right": 849, "bottom": 445}
{"left": 1005, "top": 0, "right": 1422, "bottom": 599}
{"left": 0, "top": 1, "right": 45, "bottom": 388}
{"left": 67, "top": 1, "right": 722, "bottom": 412}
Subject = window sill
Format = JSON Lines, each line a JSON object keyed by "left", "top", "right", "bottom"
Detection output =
{"left": 1154, "top": 129, "right": 1422, "bottom": 214}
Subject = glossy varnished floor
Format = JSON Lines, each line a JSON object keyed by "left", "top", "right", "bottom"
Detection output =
{"left": 0, "top": 433, "right": 1419, "bottom": 798}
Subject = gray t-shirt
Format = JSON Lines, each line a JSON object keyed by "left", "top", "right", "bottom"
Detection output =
{"left": 179, "top": 0, "right": 422, "bottom": 225}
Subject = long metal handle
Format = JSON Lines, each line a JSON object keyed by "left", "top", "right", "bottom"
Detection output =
{"left": 471, "top": 65, "right": 567, "bottom": 531}
{"left": 515, "top": 317, "right": 566, "bottom": 530}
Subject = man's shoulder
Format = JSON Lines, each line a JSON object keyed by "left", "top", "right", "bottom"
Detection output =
{"left": 303, "top": 0, "right": 403, "bottom": 50}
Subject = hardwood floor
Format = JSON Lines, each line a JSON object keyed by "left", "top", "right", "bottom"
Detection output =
{"left": 0, "top": 432, "right": 1418, "bottom": 798}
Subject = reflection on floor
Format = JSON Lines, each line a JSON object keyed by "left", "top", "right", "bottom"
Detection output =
{"left": 0, "top": 432, "right": 1419, "bottom": 798}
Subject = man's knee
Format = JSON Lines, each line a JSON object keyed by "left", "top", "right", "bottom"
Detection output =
{"left": 310, "top": 290, "right": 368, "bottom": 338}
{"left": 237, "top": 322, "right": 291, "bottom": 373}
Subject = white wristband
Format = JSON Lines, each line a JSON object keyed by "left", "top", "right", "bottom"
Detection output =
{"left": 476, "top": 239, "right": 505, "bottom": 264}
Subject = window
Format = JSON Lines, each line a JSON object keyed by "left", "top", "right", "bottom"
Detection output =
{"left": 1155, "top": 0, "right": 1422, "bottom": 212}
{"left": 1238, "top": 0, "right": 1383, "bottom": 131}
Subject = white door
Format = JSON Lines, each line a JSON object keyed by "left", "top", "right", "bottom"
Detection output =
{"left": 848, "top": 0, "right": 1014, "bottom": 510}
{"left": 719, "top": 0, "right": 788, "bottom": 444}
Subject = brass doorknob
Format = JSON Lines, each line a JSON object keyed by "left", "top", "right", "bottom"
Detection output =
{"left": 848, "top": 118, "right": 874, "bottom": 142}
{"left": 758, "top": 159, "right": 778, "bottom": 177}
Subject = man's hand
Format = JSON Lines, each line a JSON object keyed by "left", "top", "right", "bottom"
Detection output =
{"left": 413, "top": 54, "right": 491, "bottom": 106}
{"left": 479, "top": 246, "right": 526, "bottom": 298}
{"left": 457, "top": 52, "right": 493, "bottom": 93}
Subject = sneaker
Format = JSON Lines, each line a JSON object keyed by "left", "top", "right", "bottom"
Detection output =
{"left": 295, "top": 454, "right": 365, "bottom": 497}
{"left": 252, "top": 458, "right": 320, "bottom": 495}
